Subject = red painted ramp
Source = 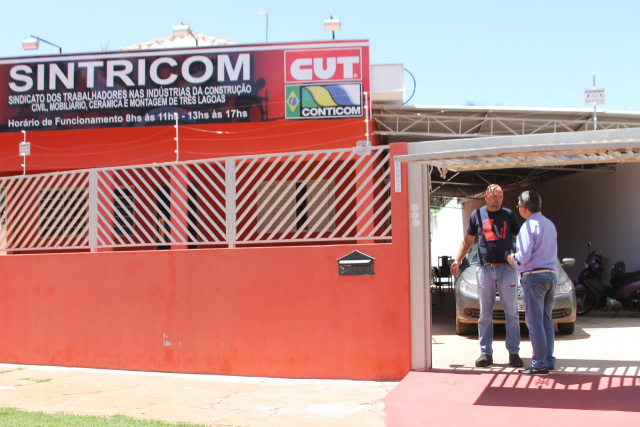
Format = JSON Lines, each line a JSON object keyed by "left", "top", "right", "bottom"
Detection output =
{"left": 384, "top": 370, "right": 640, "bottom": 427}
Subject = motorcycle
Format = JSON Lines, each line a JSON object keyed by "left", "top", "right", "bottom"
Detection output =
{"left": 574, "top": 242, "right": 640, "bottom": 316}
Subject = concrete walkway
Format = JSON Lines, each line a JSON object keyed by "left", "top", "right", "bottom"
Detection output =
{"left": 0, "top": 365, "right": 395, "bottom": 426}
{"left": 0, "top": 301, "right": 638, "bottom": 426}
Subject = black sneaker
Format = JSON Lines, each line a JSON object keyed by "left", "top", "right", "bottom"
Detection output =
{"left": 548, "top": 366, "right": 555, "bottom": 371}
{"left": 518, "top": 366, "right": 549, "bottom": 376}
{"left": 509, "top": 354, "right": 523, "bottom": 368}
{"left": 475, "top": 354, "right": 493, "bottom": 367}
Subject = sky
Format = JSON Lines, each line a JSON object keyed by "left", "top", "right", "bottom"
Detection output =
{"left": 1, "top": 0, "right": 638, "bottom": 112}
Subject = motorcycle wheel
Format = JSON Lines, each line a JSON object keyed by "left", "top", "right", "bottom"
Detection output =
{"left": 576, "top": 290, "right": 595, "bottom": 315}
{"left": 628, "top": 290, "right": 640, "bottom": 317}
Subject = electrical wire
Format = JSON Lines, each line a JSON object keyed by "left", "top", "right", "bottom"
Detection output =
{"left": 29, "top": 128, "right": 170, "bottom": 152}
{"left": 180, "top": 120, "right": 364, "bottom": 141}
{"left": 179, "top": 134, "right": 367, "bottom": 156}
{"left": 403, "top": 68, "right": 417, "bottom": 105}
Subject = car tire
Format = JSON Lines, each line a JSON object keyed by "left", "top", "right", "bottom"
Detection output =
{"left": 456, "top": 318, "right": 475, "bottom": 336}
{"left": 557, "top": 322, "right": 575, "bottom": 335}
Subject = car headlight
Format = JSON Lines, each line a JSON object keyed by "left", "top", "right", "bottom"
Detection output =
{"left": 555, "top": 279, "right": 573, "bottom": 295}
{"left": 459, "top": 279, "right": 478, "bottom": 296}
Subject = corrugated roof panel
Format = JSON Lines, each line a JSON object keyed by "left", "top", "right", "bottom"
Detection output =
{"left": 425, "top": 148, "right": 640, "bottom": 171}
{"left": 396, "top": 128, "right": 640, "bottom": 172}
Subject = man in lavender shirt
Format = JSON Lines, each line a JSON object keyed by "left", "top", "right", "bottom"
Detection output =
{"left": 507, "top": 191, "right": 558, "bottom": 376}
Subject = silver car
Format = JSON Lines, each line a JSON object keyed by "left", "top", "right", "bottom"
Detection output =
{"left": 454, "top": 242, "right": 577, "bottom": 335}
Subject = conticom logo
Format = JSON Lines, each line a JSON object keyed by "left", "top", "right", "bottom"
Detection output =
{"left": 285, "top": 84, "right": 362, "bottom": 119}
{"left": 284, "top": 49, "right": 362, "bottom": 83}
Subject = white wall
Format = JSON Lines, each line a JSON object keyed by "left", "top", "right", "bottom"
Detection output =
{"left": 430, "top": 199, "right": 463, "bottom": 267}
{"left": 543, "top": 162, "right": 640, "bottom": 279}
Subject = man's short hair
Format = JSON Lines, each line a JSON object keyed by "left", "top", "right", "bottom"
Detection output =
{"left": 519, "top": 191, "right": 542, "bottom": 213}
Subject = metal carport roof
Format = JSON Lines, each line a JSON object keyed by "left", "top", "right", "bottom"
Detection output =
{"left": 393, "top": 128, "right": 640, "bottom": 200}
{"left": 374, "top": 105, "right": 640, "bottom": 143}
{"left": 372, "top": 105, "right": 640, "bottom": 201}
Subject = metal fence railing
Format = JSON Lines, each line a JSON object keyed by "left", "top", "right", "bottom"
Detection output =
{"left": 0, "top": 146, "right": 392, "bottom": 253}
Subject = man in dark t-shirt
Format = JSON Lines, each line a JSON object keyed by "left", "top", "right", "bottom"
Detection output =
{"left": 451, "top": 184, "right": 522, "bottom": 368}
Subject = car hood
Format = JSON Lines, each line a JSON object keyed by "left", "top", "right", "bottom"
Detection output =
{"left": 458, "top": 259, "right": 571, "bottom": 287}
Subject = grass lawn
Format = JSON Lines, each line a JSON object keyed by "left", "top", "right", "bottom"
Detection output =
{"left": 0, "top": 408, "right": 212, "bottom": 426}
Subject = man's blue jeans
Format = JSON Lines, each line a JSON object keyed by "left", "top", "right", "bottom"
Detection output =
{"left": 477, "top": 264, "right": 520, "bottom": 356}
{"left": 521, "top": 271, "right": 557, "bottom": 369}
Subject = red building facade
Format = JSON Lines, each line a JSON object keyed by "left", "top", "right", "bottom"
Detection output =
{"left": 0, "top": 40, "right": 412, "bottom": 380}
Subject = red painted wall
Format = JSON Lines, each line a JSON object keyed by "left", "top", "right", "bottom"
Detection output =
{"left": 0, "top": 244, "right": 409, "bottom": 380}
{"left": 0, "top": 118, "right": 368, "bottom": 175}
{"left": 0, "top": 143, "right": 410, "bottom": 380}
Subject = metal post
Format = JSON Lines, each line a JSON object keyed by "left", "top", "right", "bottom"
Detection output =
{"left": 364, "top": 91, "right": 370, "bottom": 143}
{"left": 260, "top": 11, "right": 269, "bottom": 43}
{"left": 593, "top": 71, "right": 597, "bottom": 131}
{"left": 88, "top": 170, "right": 98, "bottom": 252}
{"left": 21, "top": 131, "right": 26, "bottom": 175}
{"left": 264, "top": 12, "right": 269, "bottom": 43}
{"left": 174, "top": 113, "right": 179, "bottom": 161}
{"left": 225, "top": 158, "right": 237, "bottom": 248}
